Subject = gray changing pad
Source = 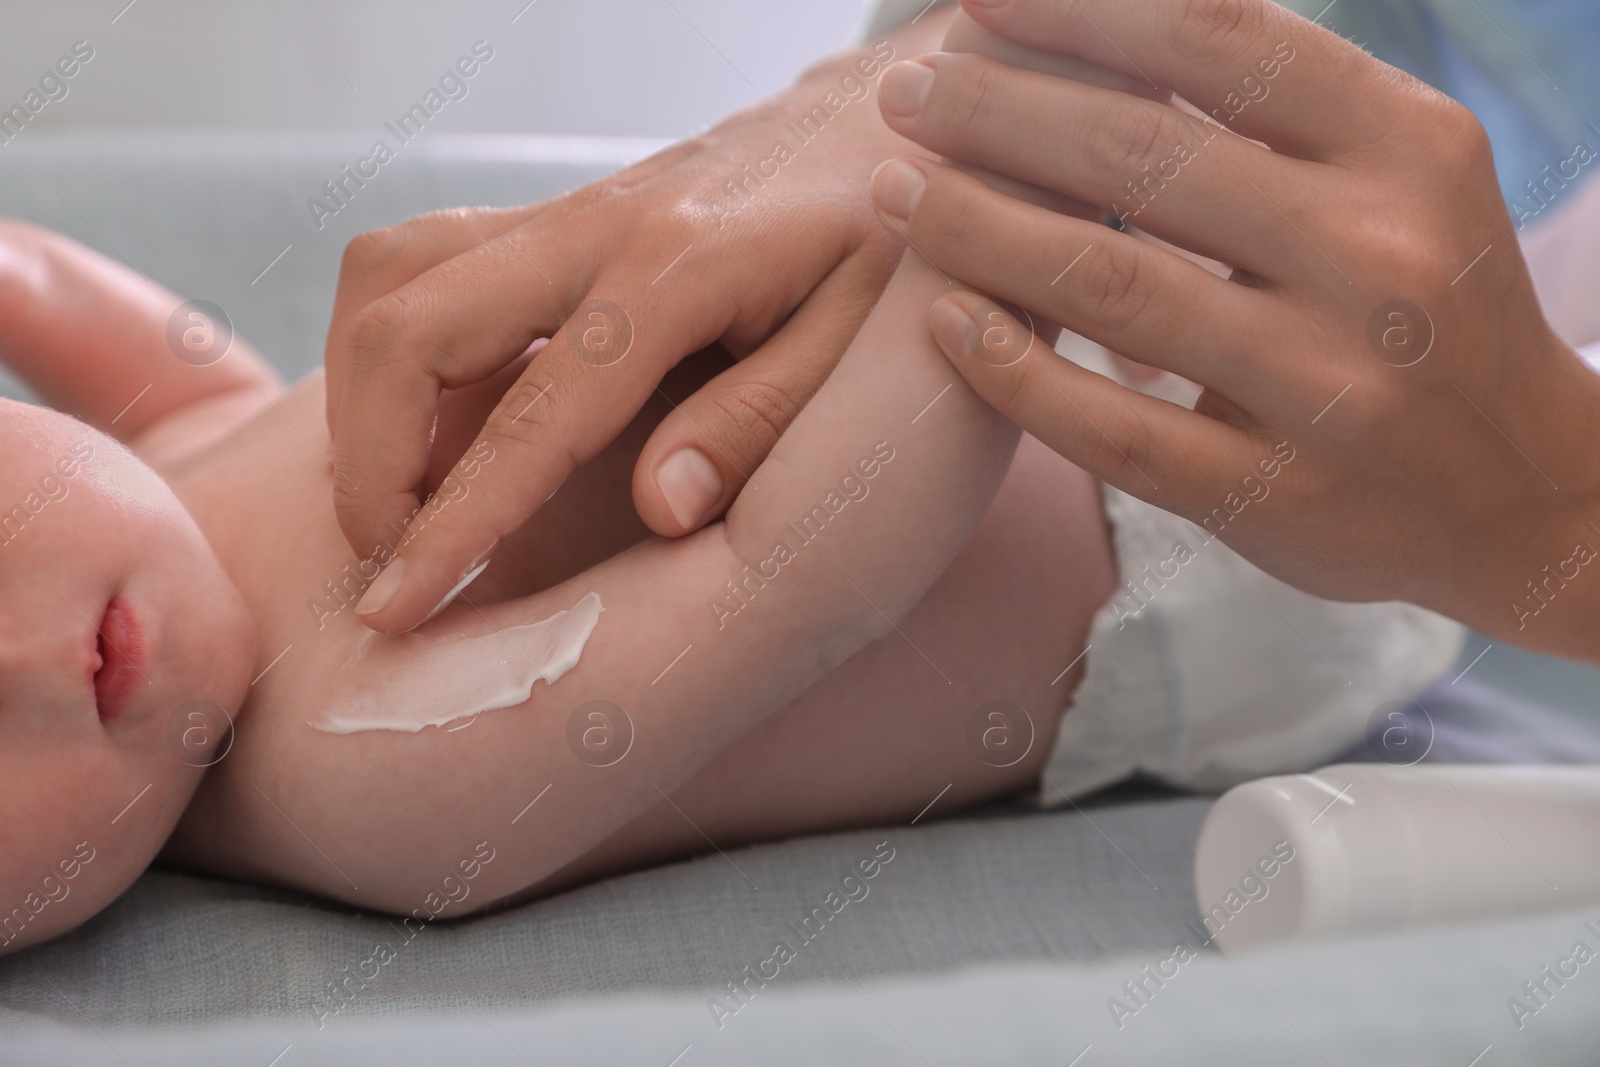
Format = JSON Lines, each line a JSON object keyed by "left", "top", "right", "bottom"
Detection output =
{"left": 0, "top": 795, "right": 1209, "bottom": 1030}
{"left": 11, "top": 903, "right": 1600, "bottom": 1067}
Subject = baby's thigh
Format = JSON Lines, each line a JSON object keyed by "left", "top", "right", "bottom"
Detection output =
{"left": 540, "top": 435, "right": 1114, "bottom": 891}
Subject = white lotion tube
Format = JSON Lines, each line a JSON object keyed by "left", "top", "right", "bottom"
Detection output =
{"left": 1194, "top": 764, "right": 1600, "bottom": 953}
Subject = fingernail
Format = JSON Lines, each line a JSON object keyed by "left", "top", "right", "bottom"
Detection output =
{"left": 656, "top": 447, "right": 723, "bottom": 529}
{"left": 880, "top": 59, "right": 935, "bottom": 118}
{"left": 930, "top": 297, "right": 977, "bottom": 361}
{"left": 871, "top": 160, "right": 926, "bottom": 220}
{"left": 356, "top": 556, "right": 405, "bottom": 616}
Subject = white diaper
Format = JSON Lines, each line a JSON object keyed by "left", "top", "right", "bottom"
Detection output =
{"left": 1039, "top": 483, "right": 1467, "bottom": 804}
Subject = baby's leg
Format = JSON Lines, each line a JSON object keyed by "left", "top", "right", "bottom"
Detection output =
{"left": 525, "top": 433, "right": 1114, "bottom": 896}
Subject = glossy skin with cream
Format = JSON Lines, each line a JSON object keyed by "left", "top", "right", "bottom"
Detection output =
{"left": 0, "top": 216, "right": 1113, "bottom": 946}
{"left": 307, "top": 591, "right": 604, "bottom": 734}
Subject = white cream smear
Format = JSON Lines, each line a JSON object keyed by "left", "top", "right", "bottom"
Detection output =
{"left": 311, "top": 591, "right": 604, "bottom": 734}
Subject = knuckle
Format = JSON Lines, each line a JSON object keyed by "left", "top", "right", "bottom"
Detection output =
{"left": 708, "top": 378, "right": 800, "bottom": 455}
{"left": 1072, "top": 245, "right": 1153, "bottom": 330}
{"left": 346, "top": 291, "right": 427, "bottom": 369}
{"left": 1351, "top": 98, "right": 1494, "bottom": 292}
{"left": 1324, "top": 378, "right": 1411, "bottom": 455}
{"left": 962, "top": 61, "right": 1007, "bottom": 139}
{"left": 1173, "top": 0, "right": 1265, "bottom": 62}
{"left": 929, "top": 180, "right": 993, "bottom": 253}
{"left": 1387, "top": 240, "right": 1442, "bottom": 291}
{"left": 1084, "top": 404, "right": 1158, "bottom": 489}
{"left": 329, "top": 478, "right": 392, "bottom": 552}
{"left": 985, "top": 353, "right": 1036, "bottom": 415}
{"left": 341, "top": 225, "right": 407, "bottom": 276}
{"left": 931, "top": 55, "right": 1005, "bottom": 146}
{"left": 1092, "top": 102, "right": 1176, "bottom": 177}
{"left": 1342, "top": 210, "right": 1437, "bottom": 289}
{"left": 411, "top": 478, "right": 481, "bottom": 546}
{"left": 342, "top": 209, "right": 470, "bottom": 276}
{"left": 482, "top": 376, "right": 581, "bottom": 480}
{"left": 330, "top": 472, "right": 367, "bottom": 523}
{"left": 1346, "top": 381, "right": 1410, "bottom": 433}
{"left": 1426, "top": 92, "right": 1493, "bottom": 166}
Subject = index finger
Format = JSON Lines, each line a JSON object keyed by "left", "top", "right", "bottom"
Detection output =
{"left": 347, "top": 264, "right": 743, "bottom": 633}
{"left": 957, "top": 0, "right": 1400, "bottom": 159}
{"left": 325, "top": 204, "right": 546, "bottom": 440}
{"left": 330, "top": 221, "right": 590, "bottom": 562}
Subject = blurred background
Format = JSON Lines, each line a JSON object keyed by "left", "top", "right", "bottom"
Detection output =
{"left": 0, "top": 0, "right": 870, "bottom": 139}
{"left": 0, "top": 0, "right": 878, "bottom": 397}
{"left": 3, "top": 0, "right": 1597, "bottom": 197}
{"left": 0, "top": 0, "right": 1596, "bottom": 393}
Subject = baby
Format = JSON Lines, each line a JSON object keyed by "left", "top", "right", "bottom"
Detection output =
{"left": 0, "top": 0, "right": 1464, "bottom": 964}
{"left": 0, "top": 204, "right": 1463, "bottom": 960}
{"left": 0, "top": 214, "right": 1103, "bottom": 952}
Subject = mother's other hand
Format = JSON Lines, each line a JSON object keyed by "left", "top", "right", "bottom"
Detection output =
{"left": 874, "top": 0, "right": 1600, "bottom": 662}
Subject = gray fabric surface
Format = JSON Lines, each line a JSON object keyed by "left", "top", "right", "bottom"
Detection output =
{"left": 0, "top": 796, "right": 1208, "bottom": 1031}
{"left": 7, "top": 901, "right": 1600, "bottom": 1066}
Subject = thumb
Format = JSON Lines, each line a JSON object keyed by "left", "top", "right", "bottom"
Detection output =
{"left": 633, "top": 251, "right": 890, "bottom": 535}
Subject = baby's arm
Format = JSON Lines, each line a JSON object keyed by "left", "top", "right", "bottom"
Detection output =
{"left": 223, "top": 250, "right": 1024, "bottom": 912}
{"left": 0, "top": 220, "right": 280, "bottom": 446}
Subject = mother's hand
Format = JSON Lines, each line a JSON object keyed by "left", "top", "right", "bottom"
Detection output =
{"left": 325, "top": 16, "right": 954, "bottom": 633}
{"left": 873, "top": 0, "right": 1600, "bottom": 662}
